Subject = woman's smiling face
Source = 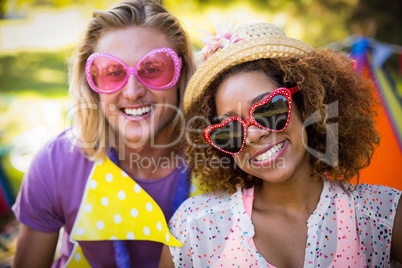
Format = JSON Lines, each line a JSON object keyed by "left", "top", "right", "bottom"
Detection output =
{"left": 215, "top": 70, "right": 310, "bottom": 183}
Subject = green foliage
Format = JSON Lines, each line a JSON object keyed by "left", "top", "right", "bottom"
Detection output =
{"left": 0, "top": 49, "right": 71, "bottom": 96}
{"left": 2, "top": 0, "right": 121, "bottom": 14}
{"left": 349, "top": 0, "right": 402, "bottom": 45}
{"left": 165, "top": 0, "right": 359, "bottom": 48}
{"left": 1, "top": 155, "right": 23, "bottom": 197}
{"left": 0, "top": 49, "right": 72, "bottom": 191}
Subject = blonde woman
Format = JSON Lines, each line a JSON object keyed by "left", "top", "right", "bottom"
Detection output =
{"left": 12, "top": 0, "right": 196, "bottom": 267}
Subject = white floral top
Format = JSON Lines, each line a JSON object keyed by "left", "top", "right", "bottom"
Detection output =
{"left": 168, "top": 179, "right": 401, "bottom": 267}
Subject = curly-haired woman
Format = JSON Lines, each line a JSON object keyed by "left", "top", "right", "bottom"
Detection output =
{"left": 159, "top": 22, "right": 402, "bottom": 267}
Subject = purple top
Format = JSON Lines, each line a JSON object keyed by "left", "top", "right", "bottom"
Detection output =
{"left": 12, "top": 130, "right": 181, "bottom": 268}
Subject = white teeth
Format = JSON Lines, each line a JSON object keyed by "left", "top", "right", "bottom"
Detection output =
{"left": 255, "top": 141, "right": 285, "bottom": 162}
{"left": 124, "top": 106, "right": 152, "bottom": 116}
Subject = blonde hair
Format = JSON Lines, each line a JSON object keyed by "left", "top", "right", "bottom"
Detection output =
{"left": 68, "top": 0, "right": 195, "bottom": 160}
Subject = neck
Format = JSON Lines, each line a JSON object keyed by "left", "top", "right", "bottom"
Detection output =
{"left": 113, "top": 129, "right": 179, "bottom": 180}
{"left": 253, "top": 159, "right": 323, "bottom": 220}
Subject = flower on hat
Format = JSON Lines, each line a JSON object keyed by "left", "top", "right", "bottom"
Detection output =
{"left": 195, "top": 20, "right": 245, "bottom": 67}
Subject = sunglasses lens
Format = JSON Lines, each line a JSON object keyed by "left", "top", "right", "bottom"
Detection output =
{"left": 91, "top": 57, "right": 127, "bottom": 93}
{"left": 253, "top": 95, "right": 289, "bottom": 131}
{"left": 210, "top": 120, "right": 244, "bottom": 153}
{"left": 137, "top": 52, "right": 175, "bottom": 88}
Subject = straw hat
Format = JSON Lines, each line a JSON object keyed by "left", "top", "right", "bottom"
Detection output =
{"left": 183, "top": 22, "right": 313, "bottom": 112}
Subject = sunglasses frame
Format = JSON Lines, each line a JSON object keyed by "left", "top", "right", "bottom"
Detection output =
{"left": 203, "top": 87, "right": 298, "bottom": 155}
{"left": 85, "top": 47, "right": 183, "bottom": 94}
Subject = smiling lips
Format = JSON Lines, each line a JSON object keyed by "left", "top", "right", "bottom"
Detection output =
{"left": 254, "top": 141, "right": 286, "bottom": 162}
{"left": 123, "top": 105, "right": 153, "bottom": 116}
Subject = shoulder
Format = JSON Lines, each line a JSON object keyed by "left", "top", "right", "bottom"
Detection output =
{"left": 23, "top": 129, "right": 94, "bottom": 197}
{"left": 169, "top": 189, "right": 247, "bottom": 234}
{"left": 171, "top": 191, "right": 234, "bottom": 224}
{"left": 32, "top": 129, "right": 91, "bottom": 171}
{"left": 39, "top": 129, "right": 84, "bottom": 158}
{"left": 328, "top": 180, "right": 401, "bottom": 223}
{"left": 353, "top": 183, "right": 401, "bottom": 205}
{"left": 352, "top": 184, "right": 402, "bottom": 263}
{"left": 168, "top": 190, "right": 247, "bottom": 267}
{"left": 352, "top": 183, "right": 401, "bottom": 223}
{"left": 331, "top": 180, "right": 401, "bottom": 205}
{"left": 12, "top": 130, "right": 95, "bottom": 232}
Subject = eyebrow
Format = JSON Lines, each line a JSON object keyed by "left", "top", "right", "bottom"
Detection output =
{"left": 218, "top": 91, "right": 272, "bottom": 121}
{"left": 251, "top": 91, "right": 271, "bottom": 105}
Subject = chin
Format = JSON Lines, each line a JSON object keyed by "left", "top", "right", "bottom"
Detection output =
{"left": 250, "top": 165, "right": 291, "bottom": 184}
{"left": 119, "top": 130, "right": 152, "bottom": 147}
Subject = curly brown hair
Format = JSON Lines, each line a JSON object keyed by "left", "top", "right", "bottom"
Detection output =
{"left": 183, "top": 48, "right": 380, "bottom": 194}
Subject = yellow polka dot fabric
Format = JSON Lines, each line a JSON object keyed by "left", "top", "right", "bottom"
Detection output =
{"left": 66, "top": 244, "right": 91, "bottom": 267}
{"left": 189, "top": 172, "right": 204, "bottom": 197}
{"left": 71, "top": 157, "right": 182, "bottom": 246}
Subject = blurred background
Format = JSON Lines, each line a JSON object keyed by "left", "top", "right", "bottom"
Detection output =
{"left": 0, "top": 0, "right": 401, "bottom": 265}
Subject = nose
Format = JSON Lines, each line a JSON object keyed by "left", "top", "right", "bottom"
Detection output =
{"left": 245, "top": 125, "right": 270, "bottom": 147}
{"left": 121, "top": 74, "right": 146, "bottom": 101}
